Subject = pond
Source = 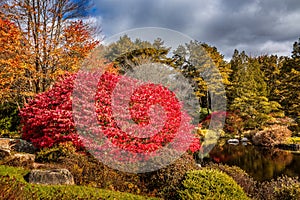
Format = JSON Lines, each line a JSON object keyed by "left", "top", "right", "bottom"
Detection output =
{"left": 203, "top": 139, "right": 300, "bottom": 181}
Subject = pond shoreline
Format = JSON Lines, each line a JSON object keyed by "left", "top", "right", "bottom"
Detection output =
{"left": 203, "top": 138, "right": 300, "bottom": 181}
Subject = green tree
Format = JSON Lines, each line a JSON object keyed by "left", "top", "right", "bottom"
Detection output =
{"left": 229, "top": 50, "right": 281, "bottom": 130}
{"left": 228, "top": 50, "right": 248, "bottom": 104}
{"left": 173, "top": 41, "right": 229, "bottom": 116}
{"left": 279, "top": 39, "right": 300, "bottom": 128}
{"left": 257, "top": 55, "right": 284, "bottom": 102}
{"left": 104, "top": 35, "right": 172, "bottom": 73}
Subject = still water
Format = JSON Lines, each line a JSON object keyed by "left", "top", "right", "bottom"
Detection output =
{"left": 206, "top": 140, "right": 300, "bottom": 181}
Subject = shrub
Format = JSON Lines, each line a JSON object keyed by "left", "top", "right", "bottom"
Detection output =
{"left": 37, "top": 150, "right": 198, "bottom": 197}
{"left": 178, "top": 169, "right": 249, "bottom": 200}
{"left": 206, "top": 163, "right": 257, "bottom": 198}
{"left": 52, "top": 152, "right": 145, "bottom": 195}
{"left": 36, "top": 142, "right": 77, "bottom": 162}
{"left": 274, "top": 184, "right": 300, "bottom": 200}
{"left": 196, "top": 129, "right": 220, "bottom": 144}
{"left": 224, "top": 111, "right": 244, "bottom": 135}
{"left": 140, "top": 153, "right": 197, "bottom": 199}
{"left": 20, "top": 71, "right": 200, "bottom": 160}
{"left": 20, "top": 73, "right": 80, "bottom": 149}
{"left": 252, "top": 124, "right": 292, "bottom": 146}
{"left": 0, "top": 102, "right": 20, "bottom": 138}
{"left": 256, "top": 175, "right": 300, "bottom": 200}
{"left": 200, "top": 111, "right": 246, "bottom": 136}
{"left": 199, "top": 111, "right": 228, "bottom": 129}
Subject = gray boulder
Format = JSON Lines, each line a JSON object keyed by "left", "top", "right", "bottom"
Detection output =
{"left": 27, "top": 169, "right": 74, "bottom": 185}
{"left": 0, "top": 138, "right": 36, "bottom": 154}
{"left": 10, "top": 139, "right": 36, "bottom": 154}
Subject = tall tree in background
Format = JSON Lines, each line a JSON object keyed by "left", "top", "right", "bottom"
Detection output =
{"left": 257, "top": 55, "right": 284, "bottom": 102}
{"left": 104, "top": 35, "right": 171, "bottom": 73}
{"left": 173, "top": 41, "right": 230, "bottom": 116}
{"left": 227, "top": 50, "right": 248, "bottom": 104}
{"left": 279, "top": 39, "right": 300, "bottom": 128}
{"left": 0, "top": 0, "right": 99, "bottom": 102}
{"left": 229, "top": 50, "right": 282, "bottom": 130}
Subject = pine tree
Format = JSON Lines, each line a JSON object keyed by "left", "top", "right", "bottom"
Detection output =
{"left": 229, "top": 51, "right": 281, "bottom": 130}
{"left": 104, "top": 35, "right": 172, "bottom": 73}
{"left": 172, "top": 41, "right": 229, "bottom": 115}
{"left": 257, "top": 55, "right": 283, "bottom": 102}
{"left": 279, "top": 39, "right": 300, "bottom": 128}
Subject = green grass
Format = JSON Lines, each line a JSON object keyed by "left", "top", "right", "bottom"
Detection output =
{"left": 0, "top": 165, "right": 160, "bottom": 200}
{"left": 0, "top": 165, "right": 30, "bottom": 182}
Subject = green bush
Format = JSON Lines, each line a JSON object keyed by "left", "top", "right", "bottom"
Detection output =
{"left": 36, "top": 142, "right": 77, "bottom": 163}
{"left": 178, "top": 169, "right": 249, "bottom": 200}
{"left": 205, "top": 163, "right": 257, "bottom": 198}
{"left": 0, "top": 102, "right": 20, "bottom": 138}
{"left": 139, "top": 153, "right": 197, "bottom": 199}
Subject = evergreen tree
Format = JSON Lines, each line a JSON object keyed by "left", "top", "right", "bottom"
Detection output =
{"left": 227, "top": 50, "right": 248, "bottom": 104}
{"left": 229, "top": 51, "right": 281, "bottom": 130}
{"left": 279, "top": 39, "right": 300, "bottom": 128}
{"left": 257, "top": 55, "right": 283, "bottom": 102}
{"left": 104, "top": 35, "right": 172, "bottom": 73}
{"left": 172, "top": 41, "right": 229, "bottom": 116}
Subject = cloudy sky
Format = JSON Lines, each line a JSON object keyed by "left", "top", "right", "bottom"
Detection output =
{"left": 92, "top": 0, "right": 300, "bottom": 59}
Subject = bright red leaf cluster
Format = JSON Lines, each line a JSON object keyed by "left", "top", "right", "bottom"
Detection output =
{"left": 20, "top": 74, "right": 81, "bottom": 149}
{"left": 93, "top": 73, "right": 200, "bottom": 154}
{"left": 20, "top": 70, "right": 201, "bottom": 155}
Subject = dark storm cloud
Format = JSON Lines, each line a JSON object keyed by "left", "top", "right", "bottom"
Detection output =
{"left": 94, "top": 0, "right": 300, "bottom": 59}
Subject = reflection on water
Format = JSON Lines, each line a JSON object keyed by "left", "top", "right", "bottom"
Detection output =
{"left": 207, "top": 140, "right": 300, "bottom": 181}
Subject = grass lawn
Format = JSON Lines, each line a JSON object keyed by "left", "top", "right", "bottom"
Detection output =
{"left": 0, "top": 165, "right": 160, "bottom": 200}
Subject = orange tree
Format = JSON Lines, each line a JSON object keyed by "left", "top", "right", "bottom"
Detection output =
{"left": 0, "top": 0, "right": 99, "bottom": 103}
{"left": 0, "top": 16, "right": 30, "bottom": 105}
{"left": 0, "top": 16, "right": 29, "bottom": 135}
{"left": 0, "top": 1, "right": 99, "bottom": 135}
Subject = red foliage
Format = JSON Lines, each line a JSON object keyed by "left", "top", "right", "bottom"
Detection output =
{"left": 20, "top": 71, "right": 201, "bottom": 156}
{"left": 200, "top": 111, "right": 244, "bottom": 135}
{"left": 20, "top": 74, "right": 80, "bottom": 149}
{"left": 200, "top": 111, "right": 228, "bottom": 128}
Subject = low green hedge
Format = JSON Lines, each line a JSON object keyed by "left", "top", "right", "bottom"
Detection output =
{"left": 0, "top": 165, "right": 159, "bottom": 200}
{"left": 205, "top": 163, "right": 257, "bottom": 197}
{"left": 178, "top": 169, "right": 249, "bottom": 200}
